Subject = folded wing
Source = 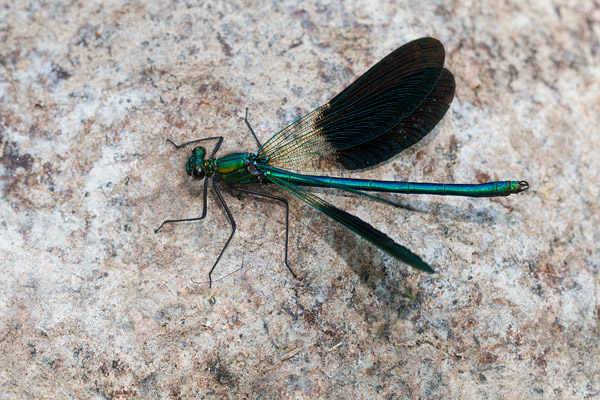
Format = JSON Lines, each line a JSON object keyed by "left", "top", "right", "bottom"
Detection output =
{"left": 258, "top": 38, "right": 449, "bottom": 172}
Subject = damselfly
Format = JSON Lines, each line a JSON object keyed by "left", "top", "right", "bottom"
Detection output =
{"left": 155, "top": 38, "right": 529, "bottom": 287}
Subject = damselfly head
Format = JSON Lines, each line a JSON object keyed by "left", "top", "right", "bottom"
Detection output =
{"left": 186, "top": 146, "right": 207, "bottom": 180}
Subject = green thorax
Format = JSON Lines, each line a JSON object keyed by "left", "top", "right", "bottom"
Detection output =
{"left": 216, "top": 152, "right": 260, "bottom": 184}
{"left": 186, "top": 148, "right": 264, "bottom": 184}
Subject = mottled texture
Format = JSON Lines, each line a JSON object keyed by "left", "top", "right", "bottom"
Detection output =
{"left": 1, "top": 0, "right": 598, "bottom": 399}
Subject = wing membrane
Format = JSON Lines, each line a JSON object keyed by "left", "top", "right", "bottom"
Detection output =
{"left": 257, "top": 38, "right": 446, "bottom": 172}
{"left": 337, "top": 68, "right": 455, "bottom": 169}
{"left": 267, "top": 173, "right": 433, "bottom": 273}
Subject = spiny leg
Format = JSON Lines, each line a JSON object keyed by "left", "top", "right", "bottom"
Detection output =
{"left": 209, "top": 179, "right": 237, "bottom": 288}
{"left": 234, "top": 187, "right": 297, "bottom": 278}
{"left": 155, "top": 135, "right": 224, "bottom": 232}
{"left": 244, "top": 108, "right": 262, "bottom": 149}
{"left": 155, "top": 178, "right": 209, "bottom": 232}
{"left": 165, "top": 136, "right": 223, "bottom": 158}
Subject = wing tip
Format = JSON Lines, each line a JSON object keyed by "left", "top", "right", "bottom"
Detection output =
{"left": 418, "top": 263, "right": 436, "bottom": 274}
{"left": 412, "top": 37, "right": 445, "bottom": 58}
{"left": 405, "top": 255, "right": 435, "bottom": 273}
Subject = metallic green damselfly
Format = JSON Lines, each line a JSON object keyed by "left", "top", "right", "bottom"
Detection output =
{"left": 156, "top": 38, "right": 529, "bottom": 287}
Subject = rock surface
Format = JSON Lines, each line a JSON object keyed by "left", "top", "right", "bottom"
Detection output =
{"left": 1, "top": 0, "right": 598, "bottom": 398}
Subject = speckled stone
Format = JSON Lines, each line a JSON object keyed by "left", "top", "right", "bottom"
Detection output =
{"left": 1, "top": 0, "right": 598, "bottom": 398}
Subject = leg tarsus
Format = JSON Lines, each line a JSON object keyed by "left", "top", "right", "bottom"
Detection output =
{"left": 166, "top": 138, "right": 180, "bottom": 148}
{"left": 155, "top": 179, "right": 209, "bottom": 232}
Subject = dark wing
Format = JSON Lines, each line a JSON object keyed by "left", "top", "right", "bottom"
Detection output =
{"left": 336, "top": 68, "right": 455, "bottom": 169}
{"left": 257, "top": 38, "right": 446, "bottom": 172}
{"left": 267, "top": 173, "right": 433, "bottom": 273}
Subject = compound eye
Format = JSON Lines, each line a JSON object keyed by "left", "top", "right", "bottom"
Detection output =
{"left": 192, "top": 165, "right": 205, "bottom": 180}
{"left": 192, "top": 146, "right": 206, "bottom": 158}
